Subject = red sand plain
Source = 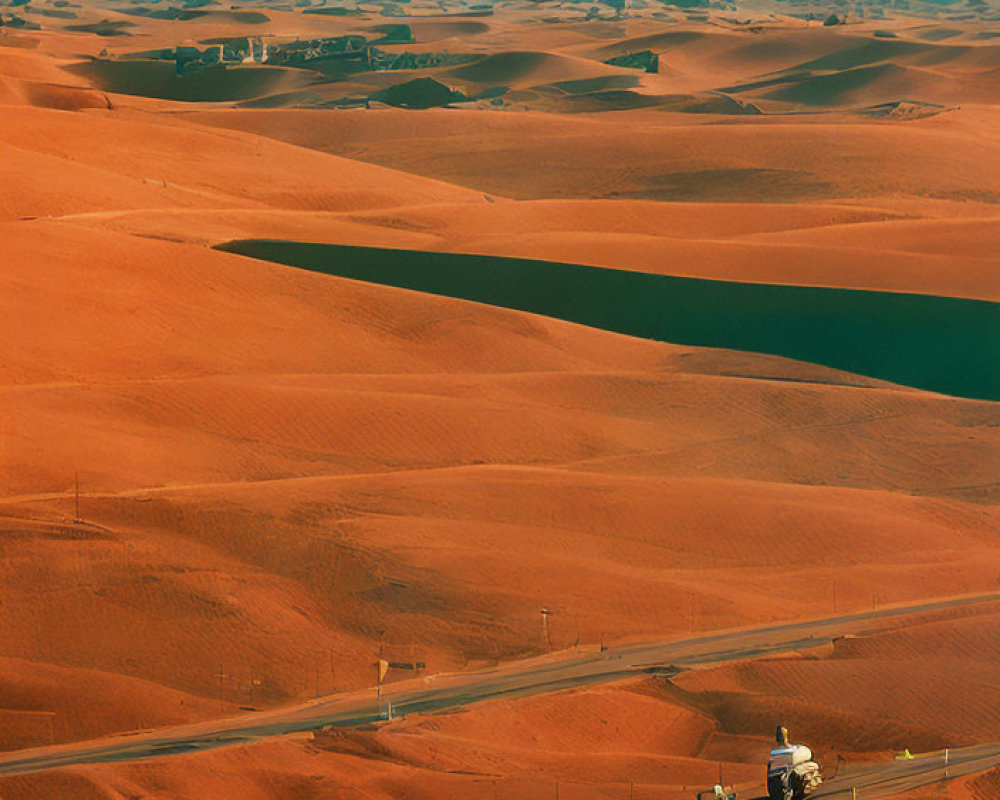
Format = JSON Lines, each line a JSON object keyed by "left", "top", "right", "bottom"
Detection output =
{"left": 1, "top": 2, "right": 999, "bottom": 798}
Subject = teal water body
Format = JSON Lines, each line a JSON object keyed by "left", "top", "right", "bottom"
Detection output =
{"left": 215, "top": 240, "right": 1000, "bottom": 401}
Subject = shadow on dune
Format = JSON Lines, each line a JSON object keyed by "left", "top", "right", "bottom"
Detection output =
{"left": 65, "top": 59, "right": 312, "bottom": 102}
{"left": 215, "top": 241, "right": 1000, "bottom": 401}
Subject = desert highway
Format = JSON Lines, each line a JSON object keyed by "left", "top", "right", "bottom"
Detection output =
{"left": 1, "top": 592, "right": 999, "bottom": 782}
{"left": 808, "top": 741, "right": 1000, "bottom": 799}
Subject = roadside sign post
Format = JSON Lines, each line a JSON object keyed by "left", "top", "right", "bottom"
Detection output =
{"left": 248, "top": 678, "right": 261, "bottom": 708}
{"left": 377, "top": 658, "right": 389, "bottom": 700}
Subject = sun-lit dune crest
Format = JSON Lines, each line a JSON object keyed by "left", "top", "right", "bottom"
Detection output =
{"left": 0, "top": 105, "right": 485, "bottom": 220}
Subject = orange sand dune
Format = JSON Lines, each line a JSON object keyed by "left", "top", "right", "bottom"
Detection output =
{"left": 0, "top": 46, "right": 90, "bottom": 85}
{"left": 57, "top": 198, "right": 1000, "bottom": 300}
{"left": 0, "top": 654, "right": 220, "bottom": 748}
{"left": 442, "top": 227, "right": 1000, "bottom": 300}
{"left": 3, "top": 214, "right": 996, "bottom": 738}
{"left": 745, "top": 215, "right": 1000, "bottom": 259}
{"left": 0, "top": 221, "right": 670, "bottom": 386}
{"left": 56, "top": 197, "right": 908, "bottom": 242}
{"left": 1, "top": 10, "right": 998, "bottom": 800}
{"left": 0, "top": 106, "right": 486, "bottom": 220}
{"left": 442, "top": 50, "right": 642, "bottom": 91}
{"left": 570, "top": 28, "right": 874, "bottom": 90}
{"left": 185, "top": 107, "right": 1000, "bottom": 205}
{"left": 673, "top": 608, "right": 1000, "bottom": 751}
{"left": 7, "top": 80, "right": 112, "bottom": 111}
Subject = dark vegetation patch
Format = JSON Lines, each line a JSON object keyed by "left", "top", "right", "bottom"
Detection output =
{"left": 367, "top": 23, "right": 413, "bottom": 44}
{"left": 369, "top": 76, "right": 466, "bottom": 108}
{"left": 603, "top": 49, "right": 659, "bottom": 72}
{"left": 0, "top": 14, "right": 41, "bottom": 30}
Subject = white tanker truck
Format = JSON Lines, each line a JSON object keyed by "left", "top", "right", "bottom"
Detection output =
{"left": 766, "top": 726, "right": 823, "bottom": 800}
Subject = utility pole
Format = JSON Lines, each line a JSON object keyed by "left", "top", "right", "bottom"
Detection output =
{"left": 215, "top": 663, "right": 228, "bottom": 711}
{"left": 377, "top": 638, "right": 385, "bottom": 699}
{"left": 73, "top": 471, "right": 81, "bottom": 524}
{"left": 944, "top": 748, "right": 949, "bottom": 780}
{"left": 540, "top": 608, "right": 551, "bottom": 651}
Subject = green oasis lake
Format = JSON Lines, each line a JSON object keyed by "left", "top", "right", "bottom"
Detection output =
{"left": 216, "top": 240, "right": 1000, "bottom": 402}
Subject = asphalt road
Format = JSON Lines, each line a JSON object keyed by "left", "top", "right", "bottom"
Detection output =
{"left": 808, "top": 741, "right": 1000, "bottom": 799}
{"left": 1, "top": 592, "right": 999, "bottom": 782}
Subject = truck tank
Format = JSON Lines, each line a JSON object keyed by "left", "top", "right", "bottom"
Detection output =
{"left": 767, "top": 726, "right": 823, "bottom": 800}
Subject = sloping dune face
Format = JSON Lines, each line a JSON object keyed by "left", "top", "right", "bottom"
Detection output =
{"left": 1, "top": 0, "right": 999, "bottom": 797}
